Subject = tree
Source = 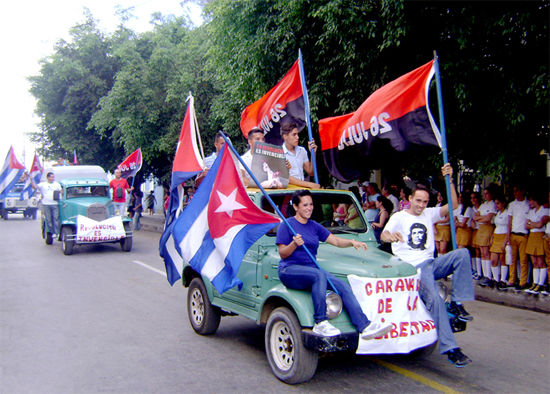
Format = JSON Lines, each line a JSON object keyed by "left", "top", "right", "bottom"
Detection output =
{"left": 28, "top": 9, "right": 125, "bottom": 168}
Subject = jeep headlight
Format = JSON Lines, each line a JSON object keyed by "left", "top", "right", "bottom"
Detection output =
{"left": 30, "top": 198, "right": 38, "bottom": 207}
{"left": 326, "top": 291, "right": 343, "bottom": 319}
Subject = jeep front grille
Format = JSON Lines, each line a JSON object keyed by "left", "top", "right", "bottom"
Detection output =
{"left": 86, "top": 203, "right": 108, "bottom": 221}
{"left": 15, "top": 200, "right": 28, "bottom": 207}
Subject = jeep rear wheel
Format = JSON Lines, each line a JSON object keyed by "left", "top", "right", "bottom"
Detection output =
{"left": 120, "top": 222, "right": 132, "bottom": 252}
{"left": 265, "top": 307, "right": 318, "bottom": 385}
{"left": 61, "top": 227, "right": 75, "bottom": 255}
{"left": 187, "top": 278, "right": 221, "bottom": 335}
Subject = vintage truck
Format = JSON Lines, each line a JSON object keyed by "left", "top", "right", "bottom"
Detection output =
{"left": 40, "top": 166, "right": 133, "bottom": 255}
{"left": 0, "top": 183, "right": 39, "bottom": 220}
{"left": 181, "top": 187, "right": 465, "bottom": 384}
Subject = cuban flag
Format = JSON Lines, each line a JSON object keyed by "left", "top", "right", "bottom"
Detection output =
{"left": 20, "top": 152, "right": 43, "bottom": 200}
{"left": 240, "top": 59, "right": 306, "bottom": 146}
{"left": 117, "top": 148, "right": 143, "bottom": 180}
{"left": 73, "top": 149, "right": 79, "bottom": 165}
{"left": 159, "top": 144, "right": 280, "bottom": 292}
{"left": 319, "top": 60, "right": 442, "bottom": 182}
{"left": 0, "top": 146, "right": 26, "bottom": 199}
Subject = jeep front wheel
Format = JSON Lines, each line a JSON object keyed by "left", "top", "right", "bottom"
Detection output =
{"left": 61, "top": 227, "right": 75, "bottom": 255}
{"left": 120, "top": 222, "right": 132, "bottom": 252}
{"left": 265, "top": 307, "right": 318, "bottom": 385}
{"left": 187, "top": 278, "right": 221, "bottom": 335}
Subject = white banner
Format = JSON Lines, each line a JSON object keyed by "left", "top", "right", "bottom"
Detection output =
{"left": 76, "top": 215, "right": 126, "bottom": 243}
{"left": 348, "top": 273, "right": 438, "bottom": 354}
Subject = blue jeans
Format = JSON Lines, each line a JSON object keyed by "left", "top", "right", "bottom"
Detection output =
{"left": 417, "top": 248, "right": 474, "bottom": 354}
{"left": 113, "top": 202, "right": 127, "bottom": 217}
{"left": 133, "top": 211, "right": 141, "bottom": 230}
{"left": 43, "top": 204, "right": 60, "bottom": 235}
{"left": 279, "top": 265, "right": 370, "bottom": 332}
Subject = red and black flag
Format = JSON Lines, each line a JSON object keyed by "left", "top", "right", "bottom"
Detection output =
{"left": 240, "top": 60, "right": 305, "bottom": 146}
{"left": 319, "top": 61, "right": 442, "bottom": 182}
{"left": 117, "top": 148, "right": 143, "bottom": 180}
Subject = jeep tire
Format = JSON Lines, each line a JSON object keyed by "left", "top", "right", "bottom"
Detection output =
{"left": 120, "top": 222, "right": 133, "bottom": 252}
{"left": 265, "top": 307, "right": 318, "bottom": 384}
{"left": 187, "top": 278, "right": 221, "bottom": 335}
{"left": 62, "top": 227, "right": 75, "bottom": 255}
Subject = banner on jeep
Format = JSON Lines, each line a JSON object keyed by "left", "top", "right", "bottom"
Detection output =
{"left": 76, "top": 215, "right": 126, "bottom": 243}
{"left": 348, "top": 273, "right": 438, "bottom": 354}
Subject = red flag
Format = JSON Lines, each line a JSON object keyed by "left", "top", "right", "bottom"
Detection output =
{"left": 319, "top": 61, "right": 441, "bottom": 182}
{"left": 240, "top": 60, "right": 305, "bottom": 145}
{"left": 117, "top": 148, "right": 142, "bottom": 179}
{"left": 73, "top": 150, "right": 79, "bottom": 165}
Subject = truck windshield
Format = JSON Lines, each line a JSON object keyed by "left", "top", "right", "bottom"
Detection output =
{"left": 66, "top": 186, "right": 109, "bottom": 199}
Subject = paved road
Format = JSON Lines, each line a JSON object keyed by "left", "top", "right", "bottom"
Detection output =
{"left": 1, "top": 217, "right": 549, "bottom": 393}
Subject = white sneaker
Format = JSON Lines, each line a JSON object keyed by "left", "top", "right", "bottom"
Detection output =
{"left": 312, "top": 320, "right": 341, "bottom": 337}
{"left": 361, "top": 321, "right": 393, "bottom": 340}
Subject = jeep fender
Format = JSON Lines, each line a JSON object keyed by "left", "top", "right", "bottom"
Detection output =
{"left": 259, "top": 284, "right": 315, "bottom": 327}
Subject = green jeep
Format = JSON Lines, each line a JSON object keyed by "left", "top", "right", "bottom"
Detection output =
{"left": 40, "top": 166, "right": 133, "bottom": 255}
{"left": 181, "top": 187, "right": 463, "bottom": 384}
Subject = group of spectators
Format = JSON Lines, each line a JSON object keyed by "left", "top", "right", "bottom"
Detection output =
{"left": 359, "top": 179, "right": 550, "bottom": 295}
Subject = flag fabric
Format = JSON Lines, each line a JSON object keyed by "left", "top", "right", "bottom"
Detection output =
{"left": 159, "top": 144, "right": 280, "bottom": 292}
{"left": 165, "top": 96, "right": 204, "bottom": 227}
{"left": 0, "top": 146, "right": 26, "bottom": 199}
{"left": 117, "top": 148, "right": 142, "bottom": 180}
{"left": 319, "top": 60, "right": 442, "bottom": 182}
{"left": 20, "top": 152, "right": 43, "bottom": 200}
{"left": 240, "top": 60, "right": 306, "bottom": 146}
{"left": 73, "top": 150, "right": 79, "bottom": 165}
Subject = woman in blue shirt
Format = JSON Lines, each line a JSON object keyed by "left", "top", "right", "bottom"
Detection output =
{"left": 276, "top": 190, "right": 392, "bottom": 339}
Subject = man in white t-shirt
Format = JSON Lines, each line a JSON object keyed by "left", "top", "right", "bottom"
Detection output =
{"left": 381, "top": 164, "right": 474, "bottom": 368}
{"left": 31, "top": 172, "right": 62, "bottom": 239}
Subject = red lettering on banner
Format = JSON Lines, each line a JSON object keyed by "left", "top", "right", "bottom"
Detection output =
{"left": 378, "top": 299, "right": 384, "bottom": 314}
{"left": 386, "top": 298, "right": 392, "bottom": 313}
{"left": 395, "top": 279, "right": 405, "bottom": 292}
{"left": 385, "top": 280, "right": 393, "bottom": 292}
{"left": 428, "top": 320, "right": 436, "bottom": 329}
{"left": 410, "top": 322, "right": 419, "bottom": 335}
{"left": 416, "top": 279, "right": 420, "bottom": 291}
{"left": 365, "top": 283, "right": 372, "bottom": 296}
{"left": 399, "top": 322, "right": 409, "bottom": 337}
{"left": 375, "top": 280, "right": 384, "bottom": 294}
{"left": 420, "top": 321, "right": 431, "bottom": 332}
{"left": 389, "top": 324, "right": 399, "bottom": 338}
{"left": 406, "top": 278, "right": 414, "bottom": 291}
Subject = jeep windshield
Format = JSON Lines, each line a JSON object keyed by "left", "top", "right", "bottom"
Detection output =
{"left": 260, "top": 191, "right": 368, "bottom": 235}
{"left": 66, "top": 186, "right": 109, "bottom": 199}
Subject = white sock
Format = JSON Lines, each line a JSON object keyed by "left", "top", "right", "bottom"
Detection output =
{"left": 476, "top": 258, "right": 482, "bottom": 276}
{"left": 501, "top": 266, "right": 509, "bottom": 283}
{"left": 533, "top": 268, "right": 540, "bottom": 285}
{"left": 483, "top": 260, "right": 493, "bottom": 279}
{"left": 491, "top": 266, "right": 500, "bottom": 282}
{"left": 538, "top": 269, "right": 547, "bottom": 286}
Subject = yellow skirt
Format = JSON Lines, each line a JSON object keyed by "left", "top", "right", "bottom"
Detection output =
{"left": 526, "top": 232, "right": 545, "bottom": 256}
{"left": 434, "top": 225, "right": 451, "bottom": 242}
{"left": 474, "top": 224, "right": 494, "bottom": 247}
{"left": 456, "top": 227, "right": 472, "bottom": 247}
{"left": 471, "top": 229, "right": 479, "bottom": 247}
{"left": 489, "top": 233, "right": 507, "bottom": 254}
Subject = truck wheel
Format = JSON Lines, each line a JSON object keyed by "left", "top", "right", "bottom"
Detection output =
{"left": 61, "top": 227, "right": 74, "bottom": 255}
{"left": 187, "top": 278, "right": 221, "bottom": 335}
{"left": 404, "top": 341, "right": 438, "bottom": 360}
{"left": 32, "top": 210, "right": 37, "bottom": 220}
{"left": 2, "top": 209, "right": 8, "bottom": 220}
{"left": 265, "top": 307, "right": 318, "bottom": 384}
{"left": 120, "top": 222, "right": 132, "bottom": 252}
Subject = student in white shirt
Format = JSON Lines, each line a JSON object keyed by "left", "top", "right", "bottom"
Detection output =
{"left": 281, "top": 123, "right": 319, "bottom": 189}
{"left": 489, "top": 194, "right": 510, "bottom": 288}
{"left": 524, "top": 192, "right": 550, "bottom": 294}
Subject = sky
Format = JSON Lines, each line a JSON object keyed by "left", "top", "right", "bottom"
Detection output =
{"left": 0, "top": 0, "right": 202, "bottom": 168}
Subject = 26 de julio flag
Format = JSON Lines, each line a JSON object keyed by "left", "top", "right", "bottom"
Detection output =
{"left": 117, "top": 148, "right": 142, "bottom": 180}
{"left": 319, "top": 61, "right": 442, "bottom": 182}
{"left": 240, "top": 60, "right": 306, "bottom": 146}
{"left": 159, "top": 143, "right": 280, "bottom": 290}
{"left": 20, "top": 152, "right": 43, "bottom": 200}
{"left": 0, "top": 146, "right": 26, "bottom": 199}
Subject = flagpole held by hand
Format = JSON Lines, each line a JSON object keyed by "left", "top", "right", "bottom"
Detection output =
{"left": 220, "top": 134, "right": 339, "bottom": 295}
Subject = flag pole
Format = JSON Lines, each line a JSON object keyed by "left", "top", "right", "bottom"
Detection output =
{"left": 298, "top": 49, "right": 319, "bottom": 185}
{"left": 220, "top": 134, "right": 339, "bottom": 295}
{"left": 187, "top": 92, "right": 205, "bottom": 163}
{"left": 433, "top": 51, "right": 457, "bottom": 250}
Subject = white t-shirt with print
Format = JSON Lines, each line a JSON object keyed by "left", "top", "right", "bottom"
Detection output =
{"left": 384, "top": 207, "right": 443, "bottom": 267}
{"left": 37, "top": 181, "right": 62, "bottom": 205}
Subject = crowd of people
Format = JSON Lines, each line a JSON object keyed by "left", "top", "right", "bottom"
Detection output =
{"left": 360, "top": 178, "right": 550, "bottom": 296}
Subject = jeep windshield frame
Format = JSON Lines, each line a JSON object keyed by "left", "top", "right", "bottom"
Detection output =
{"left": 259, "top": 190, "right": 368, "bottom": 235}
{"left": 66, "top": 186, "right": 110, "bottom": 199}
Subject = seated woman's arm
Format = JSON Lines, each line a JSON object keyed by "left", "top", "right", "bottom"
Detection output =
{"left": 325, "top": 234, "right": 367, "bottom": 250}
{"left": 277, "top": 234, "right": 304, "bottom": 259}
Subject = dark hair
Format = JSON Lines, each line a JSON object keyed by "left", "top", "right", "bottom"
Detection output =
{"left": 401, "top": 187, "right": 411, "bottom": 200}
{"left": 215, "top": 131, "right": 227, "bottom": 142}
{"left": 47, "top": 172, "right": 54, "bottom": 178}
{"left": 459, "top": 192, "right": 473, "bottom": 215}
{"left": 493, "top": 192, "right": 507, "bottom": 208}
{"left": 411, "top": 183, "right": 430, "bottom": 198}
{"left": 530, "top": 190, "right": 547, "bottom": 206}
{"left": 369, "top": 182, "right": 380, "bottom": 194}
{"left": 377, "top": 195, "right": 393, "bottom": 212}
{"left": 291, "top": 189, "right": 312, "bottom": 207}
{"left": 281, "top": 123, "right": 298, "bottom": 137}
{"left": 247, "top": 127, "right": 264, "bottom": 142}
{"left": 348, "top": 186, "right": 361, "bottom": 203}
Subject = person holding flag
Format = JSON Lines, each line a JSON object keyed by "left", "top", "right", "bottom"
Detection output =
{"left": 281, "top": 123, "right": 319, "bottom": 189}
{"left": 109, "top": 169, "right": 133, "bottom": 217}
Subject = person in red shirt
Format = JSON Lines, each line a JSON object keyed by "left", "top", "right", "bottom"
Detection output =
{"left": 109, "top": 169, "right": 132, "bottom": 216}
